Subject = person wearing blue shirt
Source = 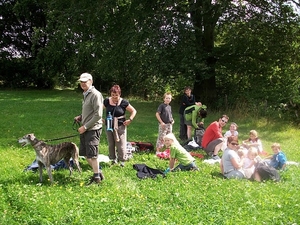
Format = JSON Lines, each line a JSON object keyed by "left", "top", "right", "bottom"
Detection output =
{"left": 266, "top": 143, "right": 287, "bottom": 170}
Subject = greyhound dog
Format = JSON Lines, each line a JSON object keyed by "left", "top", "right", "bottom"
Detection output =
{"left": 18, "top": 133, "right": 82, "bottom": 184}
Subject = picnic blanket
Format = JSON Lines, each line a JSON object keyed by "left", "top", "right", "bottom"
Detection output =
{"left": 24, "top": 159, "right": 74, "bottom": 172}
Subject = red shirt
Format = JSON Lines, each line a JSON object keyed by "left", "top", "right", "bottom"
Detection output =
{"left": 202, "top": 121, "right": 223, "bottom": 148}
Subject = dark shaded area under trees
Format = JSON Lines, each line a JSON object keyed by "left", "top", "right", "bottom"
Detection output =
{"left": 1, "top": 0, "right": 300, "bottom": 119}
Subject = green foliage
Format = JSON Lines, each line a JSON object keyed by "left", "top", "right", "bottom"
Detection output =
{"left": 1, "top": 1, "right": 300, "bottom": 115}
{"left": 0, "top": 90, "right": 300, "bottom": 224}
{"left": 214, "top": 2, "right": 300, "bottom": 117}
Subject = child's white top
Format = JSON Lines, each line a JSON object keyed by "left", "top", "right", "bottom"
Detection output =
{"left": 243, "top": 157, "right": 254, "bottom": 169}
{"left": 243, "top": 157, "right": 255, "bottom": 179}
{"left": 224, "top": 130, "right": 239, "bottom": 138}
{"left": 249, "top": 139, "right": 263, "bottom": 153}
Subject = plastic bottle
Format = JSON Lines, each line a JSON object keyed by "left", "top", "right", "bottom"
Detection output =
{"left": 164, "top": 167, "right": 170, "bottom": 174}
{"left": 106, "top": 112, "right": 113, "bottom": 131}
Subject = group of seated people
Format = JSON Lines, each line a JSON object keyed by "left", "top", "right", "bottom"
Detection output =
{"left": 201, "top": 115, "right": 287, "bottom": 181}
{"left": 220, "top": 135, "right": 286, "bottom": 181}
{"left": 159, "top": 109, "right": 287, "bottom": 182}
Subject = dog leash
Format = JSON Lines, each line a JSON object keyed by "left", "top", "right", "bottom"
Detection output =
{"left": 43, "top": 134, "right": 79, "bottom": 142}
{"left": 43, "top": 121, "right": 80, "bottom": 142}
{"left": 72, "top": 120, "right": 81, "bottom": 130}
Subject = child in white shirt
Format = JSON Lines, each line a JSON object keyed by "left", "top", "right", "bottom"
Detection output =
{"left": 242, "top": 130, "right": 263, "bottom": 154}
{"left": 222, "top": 122, "right": 238, "bottom": 150}
{"left": 224, "top": 122, "right": 239, "bottom": 138}
{"left": 243, "top": 147, "right": 259, "bottom": 179}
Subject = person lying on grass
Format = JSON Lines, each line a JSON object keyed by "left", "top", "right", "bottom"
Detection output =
{"left": 163, "top": 133, "right": 199, "bottom": 173}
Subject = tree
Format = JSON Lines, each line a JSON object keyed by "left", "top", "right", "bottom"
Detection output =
{"left": 214, "top": 1, "right": 300, "bottom": 111}
{"left": 185, "top": 0, "right": 300, "bottom": 107}
{"left": 1, "top": 0, "right": 299, "bottom": 117}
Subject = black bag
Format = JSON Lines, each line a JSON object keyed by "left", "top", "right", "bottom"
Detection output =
{"left": 130, "top": 141, "right": 154, "bottom": 152}
{"left": 255, "top": 162, "right": 280, "bottom": 182}
{"left": 194, "top": 126, "right": 205, "bottom": 147}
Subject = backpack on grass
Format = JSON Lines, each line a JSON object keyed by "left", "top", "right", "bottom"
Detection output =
{"left": 194, "top": 126, "right": 205, "bottom": 148}
{"left": 256, "top": 162, "right": 280, "bottom": 182}
{"left": 130, "top": 141, "right": 154, "bottom": 152}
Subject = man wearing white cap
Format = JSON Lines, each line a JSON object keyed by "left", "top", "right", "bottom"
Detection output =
{"left": 74, "top": 72, "right": 104, "bottom": 185}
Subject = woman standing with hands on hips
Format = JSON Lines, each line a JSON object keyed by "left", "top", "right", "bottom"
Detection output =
{"left": 103, "top": 85, "right": 137, "bottom": 167}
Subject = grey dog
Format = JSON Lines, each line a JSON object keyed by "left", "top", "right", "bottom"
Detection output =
{"left": 18, "top": 133, "right": 82, "bottom": 184}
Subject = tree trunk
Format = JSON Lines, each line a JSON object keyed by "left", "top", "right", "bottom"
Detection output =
{"left": 190, "top": 0, "right": 221, "bottom": 106}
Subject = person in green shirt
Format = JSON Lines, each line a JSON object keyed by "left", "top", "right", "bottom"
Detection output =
{"left": 163, "top": 133, "right": 199, "bottom": 173}
{"left": 184, "top": 104, "right": 207, "bottom": 140}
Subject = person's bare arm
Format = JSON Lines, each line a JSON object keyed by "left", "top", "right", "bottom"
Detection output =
{"left": 169, "top": 158, "right": 176, "bottom": 170}
{"left": 220, "top": 159, "right": 224, "bottom": 174}
{"left": 231, "top": 157, "right": 244, "bottom": 169}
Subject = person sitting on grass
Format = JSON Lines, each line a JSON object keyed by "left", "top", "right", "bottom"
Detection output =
{"left": 202, "top": 114, "right": 229, "bottom": 160}
{"left": 224, "top": 122, "right": 239, "bottom": 138}
{"left": 249, "top": 143, "right": 285, "bottom": 182}
{"left": 220, "top": 136, "right": 245, "bottom": 179}
{"left": 242, "top": 147, "right": 259, "bottom": 179}
{"left": 242, "top": 130, "right": 263, "bottom": 154}
{"left": 264, "top": 142, "right": 287, "bottom": 170}
{"left": 222, "top": 122, "right": 239, "bottom": 150}
{"left": 163, "top": 133, "right": 199, "bottom": 173}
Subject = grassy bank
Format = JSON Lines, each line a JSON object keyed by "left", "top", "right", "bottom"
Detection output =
{"left": 0, "top": 90, "right": 299, "bottom": 225}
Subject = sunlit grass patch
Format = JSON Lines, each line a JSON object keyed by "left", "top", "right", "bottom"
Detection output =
{"left": 0, "top": 90, "right": 300, "bottom": 224}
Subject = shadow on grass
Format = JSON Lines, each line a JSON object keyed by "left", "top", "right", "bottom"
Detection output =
{"left": 0, "top": 163, "right": 90, "bottom": 187}
{"left": 210, "top": 171, "right": 227, "bottom": 179}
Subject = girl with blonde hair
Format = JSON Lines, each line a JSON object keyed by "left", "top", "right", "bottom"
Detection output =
{"left": 242, "top": 130, "right": 263, "bottom": 153}
{"left": 163, "top": 133, "right": 199, "bottom": 173}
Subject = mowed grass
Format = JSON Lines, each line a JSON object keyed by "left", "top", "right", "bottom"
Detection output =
{"left": 0, "top": 90, "right": 300, "bottom": 225}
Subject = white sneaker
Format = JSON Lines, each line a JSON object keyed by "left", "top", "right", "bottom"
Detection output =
{"left": 212, "top": 155, "right": 221, "bottom": 160}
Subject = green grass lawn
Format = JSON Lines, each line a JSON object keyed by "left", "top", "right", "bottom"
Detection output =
{"left": 0, "top": 90, "right": 299, "bottom": 225}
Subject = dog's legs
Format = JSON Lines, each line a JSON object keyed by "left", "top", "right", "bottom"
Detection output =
{"left": 64, "top": 158, "right": 73, "bottom": 176}
{"left": 73, "top": 159, "right": 82, "bottom": 173}
{"left": 38, "top": 161, "right": 44, "bottom": 183}
{"left": 72, "top": 151, "right": 82, "bottom": 173}
{"left": 45, "top": 166, "right": 54, "bottom": 184}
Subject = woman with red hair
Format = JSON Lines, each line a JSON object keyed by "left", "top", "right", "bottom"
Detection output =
{"left": 103, "top": 85, "right": 137, "bottom": 167}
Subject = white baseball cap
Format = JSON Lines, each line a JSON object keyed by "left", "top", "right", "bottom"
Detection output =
{"left": 79, "top": 73, "right": 93, "bottom": 82}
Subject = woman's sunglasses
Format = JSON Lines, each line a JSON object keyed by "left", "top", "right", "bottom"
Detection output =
{"left": 230, "top": 142, "right": 239, "bottom": 146}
